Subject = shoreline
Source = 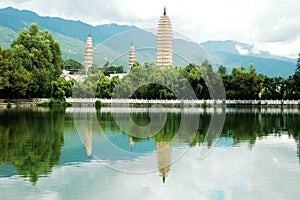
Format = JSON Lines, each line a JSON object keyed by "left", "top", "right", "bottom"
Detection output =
{"left": 0, "top": 98, "right": 50, "bottom": 108}
{"left": 0, "top": 98, "right": 299, "bottom": 108}
{"left": 67, "top": 98, "right": 300, "bottom": 108}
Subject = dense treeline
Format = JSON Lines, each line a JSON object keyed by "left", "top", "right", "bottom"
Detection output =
{"left": 113, "top": 62, "right": 225, "bottom": 99}
{"left": 103, "top": 65, "right": 125, "bottom": 76}
{"left": 0, "top": 23, "right": 74, "bottom": 99}
{"left": 84, "top": 61, "right": 300, "bottom": 100}
{"left": 0, "top": 23, "right": 300, "bottom": 100}
{"left": 72, "top": 65, "right": 119, "bottom": 98}
{"left": 219, "top": 61, "right": 300, "bottom": 99}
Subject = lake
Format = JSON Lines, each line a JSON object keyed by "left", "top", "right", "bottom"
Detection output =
{"left": 0, "top": 107, "right": 299, "bottom": 200}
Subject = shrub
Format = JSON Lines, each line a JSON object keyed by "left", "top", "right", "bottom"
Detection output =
{"left": 95, "top": 100, "right": 102, "bottom": 109}
{"left": 7, "top": 102, "right": 12, "bottom": 109}
{"left": 37, "top": 99, "right": 72, "bottom": 108}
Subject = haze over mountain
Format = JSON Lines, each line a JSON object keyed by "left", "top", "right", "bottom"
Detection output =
{"left": 0, "top": 7, "right": 296, "bottom": 77}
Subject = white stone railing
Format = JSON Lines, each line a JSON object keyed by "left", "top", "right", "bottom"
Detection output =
{"left": 66, "top": 107, "right": 300, "bottom": 115}
{"left": 66, "top": 98, "right": 300, "bottom": 105}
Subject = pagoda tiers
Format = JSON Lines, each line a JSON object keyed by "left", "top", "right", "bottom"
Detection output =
{"left": 84, "top": 34, "right": 93, "bottom": 75}
{"left": 156, "top": 7, "right": 173, "bottom": 69}
{"left": 156, "top": 141, "right": 172, "bottom": 183}
{"left": 129, "top": 42, "right": 136, "bottom": 70}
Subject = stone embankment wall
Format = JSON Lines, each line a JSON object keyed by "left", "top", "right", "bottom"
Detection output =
{"left": 0, "top": 98, "right": 50, "bottom": 108}
{"left": 66, "top": 98, "right": 300, "bottom": 107}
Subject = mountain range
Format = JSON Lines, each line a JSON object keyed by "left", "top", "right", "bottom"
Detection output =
{"left": 0, "top": 7, "right": 297, "bottom": 77}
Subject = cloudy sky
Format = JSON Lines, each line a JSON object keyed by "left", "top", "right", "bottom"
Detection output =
{"left": 1, "top": 0, "right": 300, "bottom": 58}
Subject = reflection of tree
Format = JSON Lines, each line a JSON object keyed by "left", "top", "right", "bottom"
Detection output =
{"left": 261, "top": 113, "right": 286, "bottom": 134}
{"left": 96, "top": 110, "right": 300, "bottom": 163}
{"left": 222, "top": 110, "right": 300, "bottom": 156}
{"left": 222, "top": 112, "right": 263, "bottom": 147}
{"left": 286, "top": 113, "right": 300, "bottom": 163}
{"left": 189, "top": 113, "right": 210, "bottom": 147}
{"left": 0, "top": 109, "right": 64, "bottom": 185}
{"left": 153, "top": 113, "right": 179, "bottom": 142}
{"left": 96, "top": 112, "right": 121, "bottom": 134}
{"left": 97, "top": 112, "right": 180, "bottom": 142}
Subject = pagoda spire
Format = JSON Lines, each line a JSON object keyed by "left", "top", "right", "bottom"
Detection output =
{"left": 164, "top": 7, "right": 166, "bottom": 16}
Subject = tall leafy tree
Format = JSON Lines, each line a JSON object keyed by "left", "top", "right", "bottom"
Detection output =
{"left": 293, "top": 53, "right": 300, "bottom": 98}
{"left": 96, "top": 74, "right": 113, "bottom": 98}
{"left": 261, "top": 76, "right": 285, "bottom": 99}
{"left": 178, "top": 64, "right": 203, "bottom": 99}
{"left": 51, "top": 77, "right": 75, "bottom": 99}
{"left": 229, "top": 65, "right": 263, "bottom": 99}
{"left": 0, "top": 46, "right": 31, "bottom": 98}
{"left": 11, "top": 23, "right": 63, "bottom": 97}
{"left": 285, "top": 53, "right": 300, "bottom": 99}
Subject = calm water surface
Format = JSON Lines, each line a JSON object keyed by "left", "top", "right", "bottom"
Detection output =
{"left": 0, "top": 107, "right": 299, "bottom": 200}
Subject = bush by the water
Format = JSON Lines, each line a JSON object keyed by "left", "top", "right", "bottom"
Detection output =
{"left": 37, "top": 99, "right": 72, "bottom": 108}
{"left": 95, "top": 100, "right": 102, "bottom": 109}
{"left": 7, "top": 102, "right": 12, "bottom": 109}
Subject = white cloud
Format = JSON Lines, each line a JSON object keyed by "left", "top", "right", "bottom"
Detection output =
{"left": 255, "top": 39, "right": 300, "bottom": 59}
{"left": 0, "top": 0, "right": 299, "bottom": 58}
{"left": 236, "top": 45, "right": 250, "bottom": 55}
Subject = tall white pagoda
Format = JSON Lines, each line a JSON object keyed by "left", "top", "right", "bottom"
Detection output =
{"left": 129, "top": 42, "right": 136, "bottom": 70}
{"left": 156, "top": 7, "right": 173, "bottom": 68}
{"left": 84, "top": 34, "right": 93, "bottom": 75}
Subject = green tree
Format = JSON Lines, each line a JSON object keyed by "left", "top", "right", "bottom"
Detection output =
{"left": 285, "top": 76, "right": 297, "bottom": 99}
{"left": 229, "top": 65, "right": 263, "bottom": 99}
{"left": 177, "top": 63, "right": 203, "bottom": 99}
{"left": 11, "top": 23, "right": 63, "bottom": 97}
{"left": 103, "top": 65, "right": 124, "bottom": 76}
{"left": 283, "top": 54, "right": 300, "bottom": 99}
{"left": 178, "top": 62, "right": 225, "bottom": 99}
{"left": 0, "top": 46, "right": 31, "bottom": 98}
{"left": 64, "top": 59, "right": 83, "bottom": 72}
{"left": 296, "top": 53, "right": 300, "bottom": 74}
{"left": 199, "top": 62, "right": 225, "bottom": 99}
{"left": 293, "top": 53, "right": 300, "bottom": 98}
{"left": 96, "top": 74, "right": 112, "bottom": 98}
{"left": 217, "top": 65, "right": 227, "bottom": 75}
{"left": 51, "top": 77, "right": 75, "bottom": 99}
{"left": 261, "top": 76, "right": 285, "bottom": 99}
